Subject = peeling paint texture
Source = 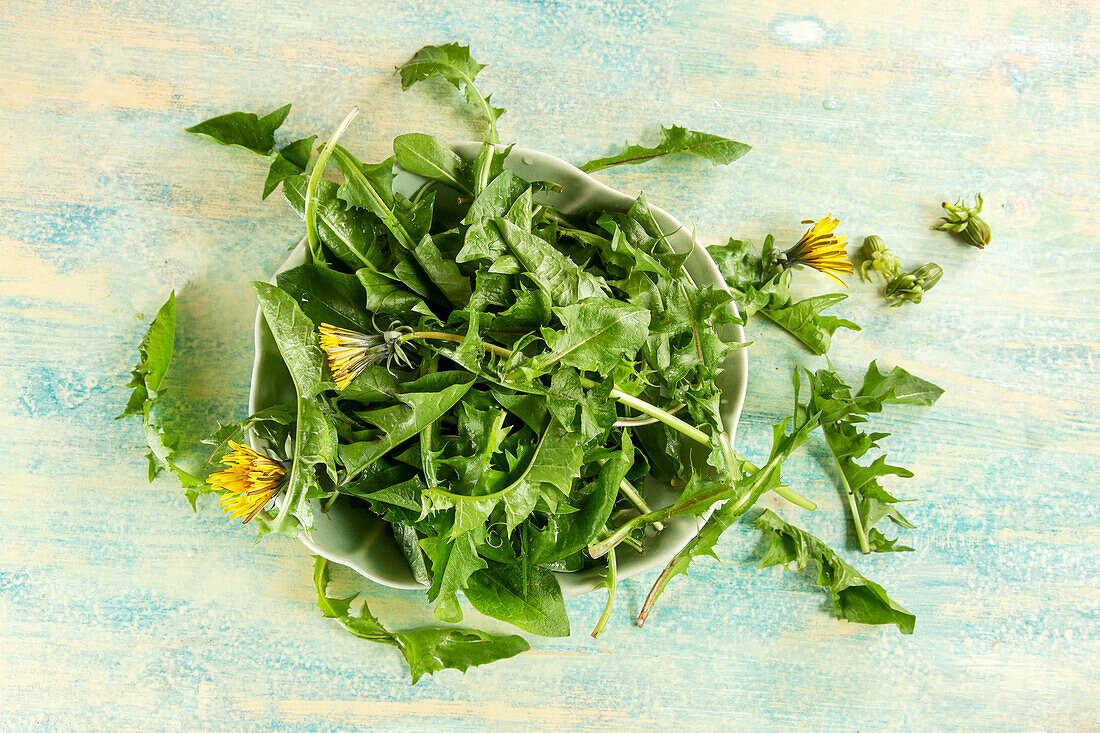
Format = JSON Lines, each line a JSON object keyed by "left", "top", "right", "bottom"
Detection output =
{"left": 1, "top": 0, "right": 1098, "bottom": 730}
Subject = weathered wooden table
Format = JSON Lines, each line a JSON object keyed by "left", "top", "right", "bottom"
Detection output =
{"left": 2, "top": 1, "right": 1097, "bottom": 729}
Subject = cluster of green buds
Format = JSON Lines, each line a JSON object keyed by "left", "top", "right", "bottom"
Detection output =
{"left": 858, "top": 234, "right": 943, "bottom": 306}
{"left": 858, "top": 235, "right": 902, "bottom": 282}
{"left": 885, "top": 263, "right": 943, "bottom": 306}
{"left": 937, "top": 193, "right": 991, "bottom": 248}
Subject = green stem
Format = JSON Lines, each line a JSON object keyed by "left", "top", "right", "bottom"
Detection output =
{"left": 587, "top": 511, "right": 656, "bottom": 560}
{"left": 420, "top": 355, "right": 440, "bottom": 496}
{"left": 271, "top": 396, "right": 308, "bottom": 532}
{"left": 329, "top": 146, "right": 417, "bottom": 251}
{"left": 601, "top": 386, "right": 710, "bottom": 445}
{"left": 464, "top": 83, "right": 499, "bottom": 144}
{"left": 402, "top": 331, "right": 513, "bottom": 359}
{"left": 306, "top": 107, "right": 359, "bottom": 263}
{"left": 617, "top": 392, "right": 812, "bottom": 507}
{"left": 773, "top": 484, "right": 818, "bottom": 511}
{"left": 618, "top": 476, "right": 664, "bottom": 532}
{"left": 597, "top": 457, "right": 663, "bottom": 532}
{"left": 824, "top": 430, "right": 870, "bottom": 554}
{"left": 590, "top": 549, "right": 617, "bottom": 639}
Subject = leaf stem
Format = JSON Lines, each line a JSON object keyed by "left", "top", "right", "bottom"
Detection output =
{"left": 636, "top": 553, "right": 677, "bottom": 627}
{"left": 825, "top": 430, "right": 871, "bottom": 554}
{"left": 330, "top": 146, "right": 417, "bottom": 252}
{"left": 773, "top": 484, "right": 818, "bottom": 511}
{"left": 608, "top": 468, "right": 663, "bottom": 532}
{"left": 475, "top": 142, "right": 495, "bottom": 193}
{"left": 614, "top": 402, "right": 685, "bottom": 427}
{"left": 587, "top": 508, "right": 662, "bottom": 559}
{"left": 590, "top": 548, "right": 616, "bottom": 638}
{"left": 467, "top": 87, "right": 499, "bottom": 144}
{"left": 306, "top": 107, "right": 359, "bottom": 263}
{"left": 601, "top": 386, "right": 710, "bottom": 445}
{"left": 271, "top": 396, "right": 306, "bottom": 533}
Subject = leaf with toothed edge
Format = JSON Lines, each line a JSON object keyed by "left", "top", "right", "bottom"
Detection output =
{"left": 263, "top": 135, "right": 316, "bottom": 198}
{"left": 313, "top": 557, "right": 528, "bottom": 683}
{"left": 186, "top": 104, "right": 291, "bottom": 155}
{"left": 580, "top": 125, "right": 750, "bottom": 173}
{"left": 118, "top": 292, "right": 204, "bottom": 505}
{"left": 754, "top": 510, "right": 916, "bottom": 634}
{"left": 398, "top": 43, "right": 505, "bottom": 137}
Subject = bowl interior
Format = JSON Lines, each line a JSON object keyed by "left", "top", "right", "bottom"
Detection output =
{"left": 249, "top": 143, "right": 748, "bottom": 597}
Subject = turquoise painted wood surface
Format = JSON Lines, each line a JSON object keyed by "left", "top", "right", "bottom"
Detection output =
{"left": 2, "top": 1, "right": 1097, "bottom": 729}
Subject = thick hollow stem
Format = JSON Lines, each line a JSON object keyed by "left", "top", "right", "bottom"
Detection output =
{"left": 589, "top": 513, "right": 656, "bottom": 559}
{"left": 475, "top": 142, "right": 495, "bottom": 193}
{"left": 603, "top": 387, "right": 710, "bottom": 445}
{"left": 596, "top": 456, "right": 661, "bottom": 530}
{"left": 774, "top": 485, "right": 818, "bottom": 511}
{"left": 306, "top": 107, "right": 359, "bottom": 261}
{"left": 614, "top": 403, "right": 685, "bottom": 428}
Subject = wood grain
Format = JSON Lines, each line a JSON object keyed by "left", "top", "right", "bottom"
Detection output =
{"left": 1, "top": 0, "right": 1097, "bottom": 730}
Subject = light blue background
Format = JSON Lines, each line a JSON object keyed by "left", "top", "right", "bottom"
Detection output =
{"left": 1, "top": 1, "right": 1097, "bottom": 729}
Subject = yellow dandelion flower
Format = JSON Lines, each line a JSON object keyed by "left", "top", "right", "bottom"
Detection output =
{"left": 318, "top": 323, "right": 391, "bottom": 389}
{"left": 781, "top": 215, "right": 853, "bottom": 288}
{"left": 208, "top": 441, "right": 286, "bottom": 523}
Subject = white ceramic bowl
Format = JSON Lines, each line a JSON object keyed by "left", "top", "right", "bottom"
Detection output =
{"left": 249, "top": 142, "right": 748, "bottom": 597}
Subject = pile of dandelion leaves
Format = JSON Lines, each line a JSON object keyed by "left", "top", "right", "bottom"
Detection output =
{"left": 121, "top": 43, "right": 942, "bottom": 682}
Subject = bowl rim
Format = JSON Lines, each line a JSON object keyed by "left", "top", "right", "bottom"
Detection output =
{"left": 249, "top": 141, "right": 748, "bottom": 598}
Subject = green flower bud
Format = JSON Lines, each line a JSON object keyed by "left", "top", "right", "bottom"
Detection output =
{"left": 912, "top": 262, "right": 943, "bottom": 289}
{"left": 858, "top": 235, "right": 902, "bottom": 282}
{"left": 936, "top": 193, "right": 991, "bottom": 248}
{"left": 962, "top": 216, "right": 991, "bottom": 249}
{"left": 886, "top": 262, "right": 942, "bottom": 306}
{"left": 863, "top": 234, "right": 886, "bottom": 252}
